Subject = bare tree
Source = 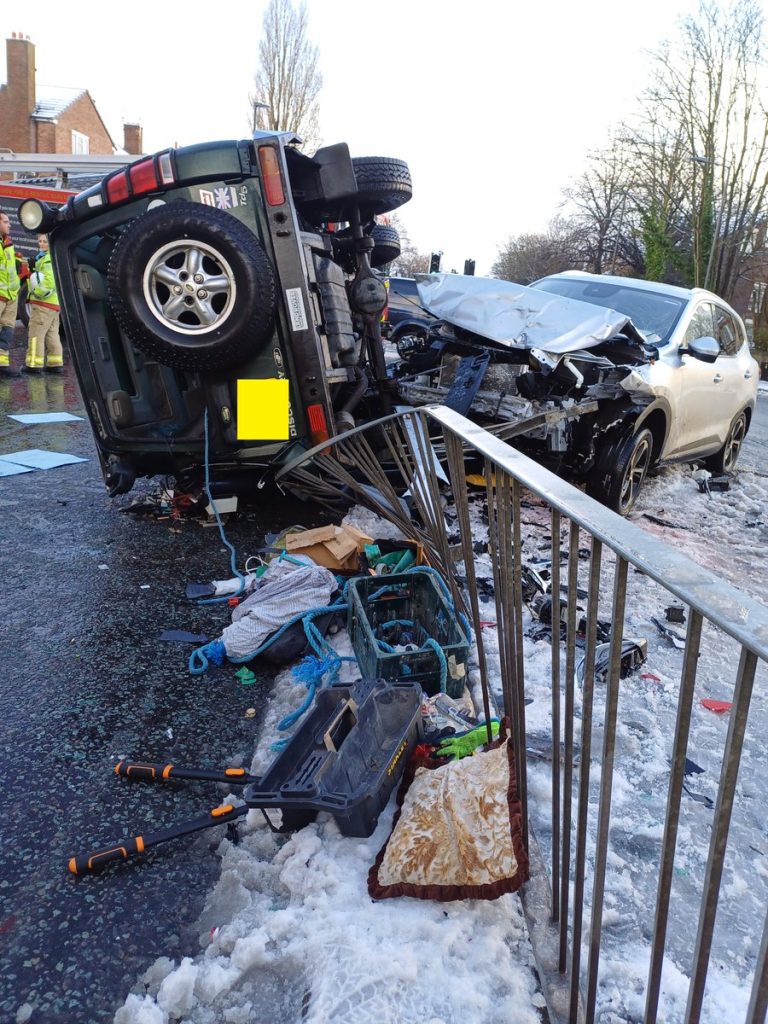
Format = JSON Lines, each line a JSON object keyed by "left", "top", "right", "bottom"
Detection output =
{"left": 615, "top": 122, "right": 696, "bottom": 283}
{"left": 492, "top": 217, "right": 583, "bottom": 284}
{"left": 250, "top": 0, "right": 323, "bottom": 151}
{"left": 632, "top": 0, "right": 768, "bottom": 297}
{"left": 563, "top": 141, "right": 646, "bottom": 276}
{"left": 382, "top": 214, "right": 431, "bottom": 277}
{"left": 553, "top": 2, "right": 768, "bottom": 298}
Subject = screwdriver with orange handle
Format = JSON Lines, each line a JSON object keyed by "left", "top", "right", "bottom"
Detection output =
{"left": 68, "top": 802, "right": 249, "bottom": 875}
{"left": 113, "top": 760, "right": 258, "bottom": 785}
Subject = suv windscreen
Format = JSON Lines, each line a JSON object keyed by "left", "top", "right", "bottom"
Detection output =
{"left": 533, "top": 278, "right": 687, "bottom": 345}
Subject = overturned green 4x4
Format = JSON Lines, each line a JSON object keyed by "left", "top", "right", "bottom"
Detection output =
{"left": 20, "top": 132, "right": 411, "bottom": 495}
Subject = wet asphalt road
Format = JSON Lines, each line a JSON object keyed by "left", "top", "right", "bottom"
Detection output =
{"left": 0, "top": 333, "right": 324, "bottom": 1023}
{"left": 2, "top": 326, "right": 765, "bottom": 1024}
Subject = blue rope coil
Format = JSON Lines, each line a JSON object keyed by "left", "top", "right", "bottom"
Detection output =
{"left": 190, "top": 557, "right": 471, "bottom": 730}
{"left": 275, "top": 604, "right": 356, "bottom": 736}
{"left": 188, "top": 600, "right": 349, "bottom": 675}
{"left": 197, "top": 407, "right": 246, "bottom": 606}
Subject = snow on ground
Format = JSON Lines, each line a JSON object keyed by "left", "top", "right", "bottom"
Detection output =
{"left": 114, "top": 458, "right": 768, "bottom": 1024}
{"left": 114, "top": 515, "right": 545, "bottom": 1024}
{"left": 494, "top": 460, "right": 768, "bottom": 1024}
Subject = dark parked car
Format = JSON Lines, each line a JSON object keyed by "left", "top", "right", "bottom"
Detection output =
{"left": 382, "top": 275, "right": 430, "bottom": 333}
{"left": 19, "top": 133, "right": 411, "bottom": 496}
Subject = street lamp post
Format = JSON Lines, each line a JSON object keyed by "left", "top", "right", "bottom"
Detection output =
{"left": 609, "top": 190, "right": 629, "bottom": 274}
{"left": 691, "top": 154, "right": 709, "bottom": 288}
{"left": 704, "top": 173, "right": 726, "bottom": 292}
{"left": 692, "top": 154, "right": 726, "bottom": 292}
{"left": 252, "top": 101, "right": 270, "bottom": 134}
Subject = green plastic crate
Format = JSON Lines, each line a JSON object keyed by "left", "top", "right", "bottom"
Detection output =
{"left": 347, "top": 571, "right": 469, "bottom": 698}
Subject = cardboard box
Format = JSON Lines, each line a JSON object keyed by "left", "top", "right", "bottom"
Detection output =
{"left": 285, "top": 524, "right": 374, "bottom": 571}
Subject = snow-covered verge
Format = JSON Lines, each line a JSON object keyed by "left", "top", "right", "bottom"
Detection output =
{"left": 116, "top": 807, "right": 543, "bottom": 1024}
{"left": 113, "top": 458, "right": 768, "bottom": 1024}
{"left": 492, "top": 460, "right": 768, "bottom": 1023}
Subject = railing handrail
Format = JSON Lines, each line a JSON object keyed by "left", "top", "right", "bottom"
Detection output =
{"left": 425, "top": 404, "right": 768, "bottom": 662}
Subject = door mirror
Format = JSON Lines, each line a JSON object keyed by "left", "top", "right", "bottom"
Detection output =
{"left": 686, "top": 336, "right": 720, "bottom": 363}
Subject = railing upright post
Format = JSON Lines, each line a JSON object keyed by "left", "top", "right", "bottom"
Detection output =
{"left": 585, "top": 555, "right": 629, "bottom": 1022}
{"left": 559, "top": 520, "right": 581, "bottom": 973}
{"left": 684, "top": 647, "right": 758, "bottom": 1024}
{"left": 550, "top": 508, "right": 562, "bottom": 924}
{"left": 494, "top": 473, "right": 520, "bottom": 753}
{"left": 440, "top": 430, "right": 496, "bottom": 738}
{"left": 569, "top": 539, "right": 603, "bottom": 1022}
{"left": 746, "top": 900, "right": 768, "bottom": 1024}
{"left": 511, "top": 479, "right": 528, "bottom": 845}
{"left": 645, "top": 609, "right": 703, "bottom": 1024}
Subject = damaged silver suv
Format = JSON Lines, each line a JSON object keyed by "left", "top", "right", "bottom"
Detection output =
{"left": 396, "top": 270, "right": 758, "bottom": 514}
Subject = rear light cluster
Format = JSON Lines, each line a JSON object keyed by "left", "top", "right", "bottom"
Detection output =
{"left": 104, "top": 151, "right": 175, "bottom": 205}
{"left": 306, "top": 404, "right": 330, "bottom": 447}
{"left": 257, "top": 145, "right": 285, "bottom": 206}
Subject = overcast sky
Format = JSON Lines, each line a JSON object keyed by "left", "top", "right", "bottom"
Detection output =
{"left": 2, "top": 0, "right": 724, "bottom": 272}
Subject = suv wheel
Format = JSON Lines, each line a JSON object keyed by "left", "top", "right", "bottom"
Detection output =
{"left": 705, "top": 410, "right": 747, "bottom": 474}
{"left": 107, "top": 201, "right": 276, "bottom": 372}
{"left": 590, "top": 426, "right": 653, "bottom": 515}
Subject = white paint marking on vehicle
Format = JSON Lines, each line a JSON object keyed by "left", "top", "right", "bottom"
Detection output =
{"left": 286, "top": 288, "right": 308, "bottom": 332}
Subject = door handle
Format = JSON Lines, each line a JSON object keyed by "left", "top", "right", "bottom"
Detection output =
{"left": 744, "top": 370, "right": 753, "bottom": 379}
{"left": 713, "top": 374, "right": 723, "bottom": 383}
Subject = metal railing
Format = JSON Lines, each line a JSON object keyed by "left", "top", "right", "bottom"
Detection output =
{"left": 278, "top": 404, "right": 768, "bottom": 1024}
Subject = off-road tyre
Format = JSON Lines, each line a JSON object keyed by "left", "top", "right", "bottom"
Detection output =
{"left": 106, "top": 201, "right": 276, "bottom": 372}
{"left": 370, "top": 224, "right": 401, "bottom": 268}
{"left": 352, "top": 157, "right": 412, "bottom": 216}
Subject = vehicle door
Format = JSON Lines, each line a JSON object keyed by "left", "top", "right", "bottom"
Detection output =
{"left": 659, "top": 302, "right": 713, "bottom": 456}
{"left": 676, "top": 302, "right": 745, "bottom": 457}
{"left": 711, "top": 306, "right": 755, "bottom": 429}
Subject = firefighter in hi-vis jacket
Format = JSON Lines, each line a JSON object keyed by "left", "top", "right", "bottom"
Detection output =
{"left": 25, "top": 233, "right": 63, "bottom": 373}
{"left": 0, "top": 211, "right": 20, "bottom": 377}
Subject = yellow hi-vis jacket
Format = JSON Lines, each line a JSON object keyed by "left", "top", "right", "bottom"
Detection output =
{"left": 0, "top": 237, "right": 20, "bottom": 302}
{"left": 28, "top": 251, "right": 60, "bottom": 311}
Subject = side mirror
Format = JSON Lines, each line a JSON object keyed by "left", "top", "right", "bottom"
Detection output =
{"left": 686, "top": 336, "right": 720, "bottom": 363}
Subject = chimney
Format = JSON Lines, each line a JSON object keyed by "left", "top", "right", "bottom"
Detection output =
{"left": 6, "top": 33, "right": 36, "bottom": 120}
{"left": 123, "top": 123, "right": 143, "bottom": 155}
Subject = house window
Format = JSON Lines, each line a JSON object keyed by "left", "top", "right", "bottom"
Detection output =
{"left": 71, "top": 130, "right": 89, "bottom": 155}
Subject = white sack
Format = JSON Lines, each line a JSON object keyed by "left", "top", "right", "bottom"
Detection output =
{"left": 221, "top": 564, "right": 338, "bottom": 660}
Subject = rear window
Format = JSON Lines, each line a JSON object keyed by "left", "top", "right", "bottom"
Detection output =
{"left": 533, "top": 278, "right": 687, "bottom": 345}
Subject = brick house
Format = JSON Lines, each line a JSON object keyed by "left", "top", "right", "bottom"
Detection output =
{"left": 729, "top": 224, "right": 768, "bottom": 348}
{"left": 0, "top": 32, "right": 142, "bottom": 157}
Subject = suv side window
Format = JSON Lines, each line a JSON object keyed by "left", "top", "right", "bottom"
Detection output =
{"left": 713, "top": 307, "right": 742, "bottom": 356}
{"left": 683, "top": 303, "right": 716, "bottom": 347}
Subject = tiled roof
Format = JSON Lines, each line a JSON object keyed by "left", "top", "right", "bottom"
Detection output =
{"left": 32, "top": 86, "right": 86, "bottom": 121}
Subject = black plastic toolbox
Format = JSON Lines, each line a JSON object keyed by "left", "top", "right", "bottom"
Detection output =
{"left": 244, "top": 678, "right": 422, "bottom": 837}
